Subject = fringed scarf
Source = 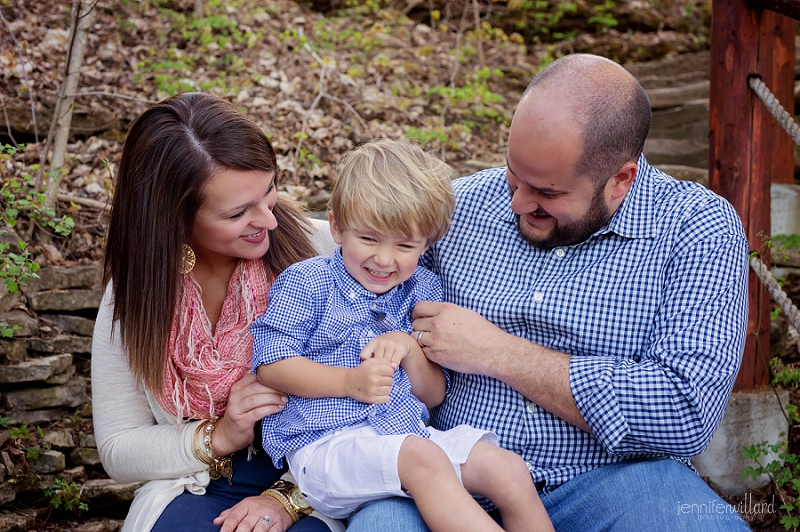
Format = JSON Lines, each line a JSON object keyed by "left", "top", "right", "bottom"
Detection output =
{"left": 156, "top": 259, "right": 271, "bottom": 420}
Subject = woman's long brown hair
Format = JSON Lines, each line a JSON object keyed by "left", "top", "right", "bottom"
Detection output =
{"left": 103, "top": 92, "right": 316, "bottom": 394}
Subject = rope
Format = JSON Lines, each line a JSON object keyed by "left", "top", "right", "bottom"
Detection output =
{"left": 750, "top": 256, "right": 800, "bottom": 333}
{"left": 747, "top": 78, "right": 800, "bottom": 332}
{"left": 748, "top": 76, "right": 800, "bottom": 147}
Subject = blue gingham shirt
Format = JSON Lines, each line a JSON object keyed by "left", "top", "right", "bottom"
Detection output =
{"left": 422, "top": 157, "right": 749, "bottom": 493}
{"left": 252, "top": 249, "right": 442, "bottom": 467}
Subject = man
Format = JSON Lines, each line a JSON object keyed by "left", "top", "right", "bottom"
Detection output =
{"left": 346, "top": 54, "right": 750, "bottom": 531}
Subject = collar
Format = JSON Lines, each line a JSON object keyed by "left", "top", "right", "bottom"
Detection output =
{"left": 330, "top": 247, "right": 401, "bottom": 304}
{"left": 601, "top": 155, "right": 656, "bottom": 240}
{"left": 482, "top": 155, "right": 657, "bottom": 242}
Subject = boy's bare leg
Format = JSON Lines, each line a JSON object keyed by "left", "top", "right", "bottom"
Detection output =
{"left": 397, "top": 436, "right": 504, "bottom": 532}
{"left": 460, "top": 441, "right": 554, "bottom": 532}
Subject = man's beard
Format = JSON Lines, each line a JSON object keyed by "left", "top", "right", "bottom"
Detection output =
{"left": 515, "top": 185, "right": 613, "bottom": 250}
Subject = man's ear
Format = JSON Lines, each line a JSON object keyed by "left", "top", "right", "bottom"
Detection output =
{"left": 607, "top": 162, "right": 637, "bottom": 203}
{"left": 328, "top": 211, "right": 343, "bottom": 245}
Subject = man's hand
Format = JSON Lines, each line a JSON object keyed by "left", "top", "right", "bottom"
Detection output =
{"left": 413, "top": 300, "right": 590, "bottom": 432}
{"left": 411, "top": 301, "right": 514, "bottom": 377}
{"left": 360, "top": 331, "right": 417, "bottom": 366}
{"left": 345, "top": 357, "right": 396, "bottom": 403}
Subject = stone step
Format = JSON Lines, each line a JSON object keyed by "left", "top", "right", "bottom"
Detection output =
{"left": 44, "top": 314, "right": 96, "bottom": 337}
{"left": 650, "top": 100, "right": 709, "bottom": 143}
{"left": 0, "top": 310, "right": 39, "bottom": 338}
{"left": 0, "top": 354, "right": 72, "bottom": 384}
{"left": 23, "top": 265, "right": 101, "bottom": 293}
{"left": 646, "top": 81, "right": 709, "bottom": 111}
{"left": 0, "top": 377, "right": 86, "bottom": 411}
{"left": 83, "top": 478, "right": 145, "bottom": 507}
{"left": 656, "top": 165, "right": 708, "bottom": 187}
{"left": 26, "top": 334, "right": 92, "bottom": 354}
{"left": 3, "top": 407, "right": 71, "bottom": 425}
{"left": 27, "top": 289, "right": 102, "bottom": 313}
{"left": 643, "top": 138, "right": 708, "bottom": 169}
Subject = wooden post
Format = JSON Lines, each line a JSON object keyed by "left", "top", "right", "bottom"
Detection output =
{"left": 709, "top": 0, "right": 794, "bottom": 391}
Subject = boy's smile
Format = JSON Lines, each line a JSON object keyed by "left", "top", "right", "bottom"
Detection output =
{"left": 329, "top": 212, "right": 429, "bottom": 295}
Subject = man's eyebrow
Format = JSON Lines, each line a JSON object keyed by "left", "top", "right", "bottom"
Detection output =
{"left": 505, "top": 157, "right": 566, "bottom": 195}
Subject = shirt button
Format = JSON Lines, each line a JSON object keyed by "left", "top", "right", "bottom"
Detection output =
{"left": 555, "top": 248, "right": 565, "bottom": 258}
{"left": 526, "top": 402, "right": 536, "bottom": 414}
{"left": 371, "top": 302, "right": 377, "bottom": 310}
{"left": 533, "top": 292, "right": 544, "bottom": 303}
{"left": 369, "top": 409, "right": 376, "bottom": 417}
{"left": 349, "top": 291, "right": 356, "bottom": 300}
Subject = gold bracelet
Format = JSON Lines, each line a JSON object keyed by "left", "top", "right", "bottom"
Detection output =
{"left": 193, "top": 418, "right": 234, "bottom": 485}
{"left": 262, "top": 479, "right": 313, "bottom": 522}
{"left": 261, "top": 487, "right": 299, "bottom": 523}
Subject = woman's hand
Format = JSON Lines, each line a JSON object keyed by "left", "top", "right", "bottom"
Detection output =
{"left": 214, "top": 493, "right": 293, "bottom": 532}
{"left": 211, "top": 372, "right": 288, "bottom": 456}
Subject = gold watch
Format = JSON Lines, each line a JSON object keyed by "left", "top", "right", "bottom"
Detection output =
{"left": 262, "top": 480, "right": 313, "bottom": 522}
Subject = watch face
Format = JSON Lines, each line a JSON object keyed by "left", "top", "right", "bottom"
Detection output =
{"left": 290, "top": 490, "right": 311, "bottom": 510}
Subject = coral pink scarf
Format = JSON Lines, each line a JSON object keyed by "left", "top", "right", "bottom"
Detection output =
{"left": 156, "top": 259, "right": 271, "bottom": 420}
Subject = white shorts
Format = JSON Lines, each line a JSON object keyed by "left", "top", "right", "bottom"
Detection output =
{"left": 286, "top": 423, "right": 497, "bottom": 519}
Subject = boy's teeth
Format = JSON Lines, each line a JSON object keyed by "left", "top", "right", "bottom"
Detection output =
{"left": 369, "top": 269, "right": 391, "bottom": 278}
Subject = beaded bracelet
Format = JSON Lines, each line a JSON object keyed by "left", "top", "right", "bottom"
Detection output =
{"left": 193, "top": 418, "right": 234, "bottom": 485}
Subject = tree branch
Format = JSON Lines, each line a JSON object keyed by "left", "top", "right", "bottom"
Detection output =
{"left": 70, "top": 91, "right": 159, "bottom": 105}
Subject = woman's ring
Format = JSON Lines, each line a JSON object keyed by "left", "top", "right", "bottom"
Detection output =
{"left": 259, "top": 514, "right": 273, "bottom": 529}
{"left": 415, "top": 330, "right": 427, "bottom": 348}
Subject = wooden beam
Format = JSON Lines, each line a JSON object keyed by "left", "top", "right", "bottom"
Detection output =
{"left": 748, "top": 0, "right": 800, "bottom": 21}
{"left": 709, "top": 0, "right": 795, "bottom": 391}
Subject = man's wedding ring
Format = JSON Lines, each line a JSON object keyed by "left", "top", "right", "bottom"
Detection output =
{"left": 259, "top": 514, "right": 273, "bottom": 529}
{"left": 416, "top": 330, "right": 427, "bottom": 348}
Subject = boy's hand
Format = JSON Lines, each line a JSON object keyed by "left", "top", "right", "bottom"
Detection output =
{"left": 360, "top": 331, "right": 417, "bottom": 366}
{"left": 345, "top": 357, "right": 397, "bottom": 404}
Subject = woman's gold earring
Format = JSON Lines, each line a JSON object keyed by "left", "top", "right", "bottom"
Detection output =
{"left": 180, "top": 244, "right": 196, "bottom": 275}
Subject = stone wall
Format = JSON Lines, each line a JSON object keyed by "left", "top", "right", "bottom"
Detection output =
{"left": 0, "top": 264, "right": 137, "bottom": 532}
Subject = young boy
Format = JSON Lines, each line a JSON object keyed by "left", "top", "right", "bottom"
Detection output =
{"left": 251, "top": 139, "right": 553, "bottom": 532}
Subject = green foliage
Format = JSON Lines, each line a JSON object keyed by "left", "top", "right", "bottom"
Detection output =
{"left": 8, "top": 424, "right": 31, "bottom": 441}
{"left": 7, "top": 422, "right": 50, "bottom": 461}
{"left": 133, "top": 2, "right": 263, "bottom": 97}
{"left": 743, "top": 440, "right": 799, "bottom": 529}
{"left": 1, "top": 146, "right": 74, "bottom": 238}
{"left": 503, "top": 1, "right": 577, "bottom": 41}
{"left": 771, "top": 358, "right": 800, "bottom": 388}
{"left": 0, "top": 144, "right": 72, "bottom": 335}
{"left": 45, "top": 479, "right": 88, "bottom": 514}
{"left": 587, "top": 0, "right": 618, "bottom": 31}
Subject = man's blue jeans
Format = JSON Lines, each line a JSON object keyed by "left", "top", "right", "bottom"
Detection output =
{"left": 346, "top": 457, "right": 751, "bottom": 531}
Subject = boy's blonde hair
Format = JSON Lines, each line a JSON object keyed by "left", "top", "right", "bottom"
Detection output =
{"left": 329, "top": 138, "right": 456, "bottom": 243}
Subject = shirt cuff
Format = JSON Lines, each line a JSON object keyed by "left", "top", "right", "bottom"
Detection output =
{"left": 569, "top": 355, "right": 630, "bottom": 454}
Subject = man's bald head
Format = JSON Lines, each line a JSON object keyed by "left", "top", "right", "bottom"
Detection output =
{"left": 518, "top": 54, "right": 651, "bottom": 184}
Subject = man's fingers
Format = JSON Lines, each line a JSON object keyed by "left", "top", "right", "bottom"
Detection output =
{"left": 411, "top": 300, "right": 443, "bottom": 319}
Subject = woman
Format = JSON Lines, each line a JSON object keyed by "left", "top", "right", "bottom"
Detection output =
{"left": 92, "top": 92, "right": 339, "bottom": 532}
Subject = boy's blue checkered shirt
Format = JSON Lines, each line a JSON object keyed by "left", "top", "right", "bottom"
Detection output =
{"left": 422, "top": 157, "right": 749, "bottom": 493}
{"left": 251, "top": 249, "right": 443, "bottom": 468}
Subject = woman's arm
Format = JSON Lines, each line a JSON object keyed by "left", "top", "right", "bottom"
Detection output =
{"left": 92, "top": 286, "right": 289, "bottom": 481}
{"left": 92, "top": 286, "right": 204, "bottom": 483}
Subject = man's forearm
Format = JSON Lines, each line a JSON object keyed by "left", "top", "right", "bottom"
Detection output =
{"left": 493, "top": 334, "right": 590, "bottom": 433}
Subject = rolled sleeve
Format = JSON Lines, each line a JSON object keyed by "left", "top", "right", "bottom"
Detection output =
{"left": 570, "top": 231, "right": 749, "bottom": 457}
